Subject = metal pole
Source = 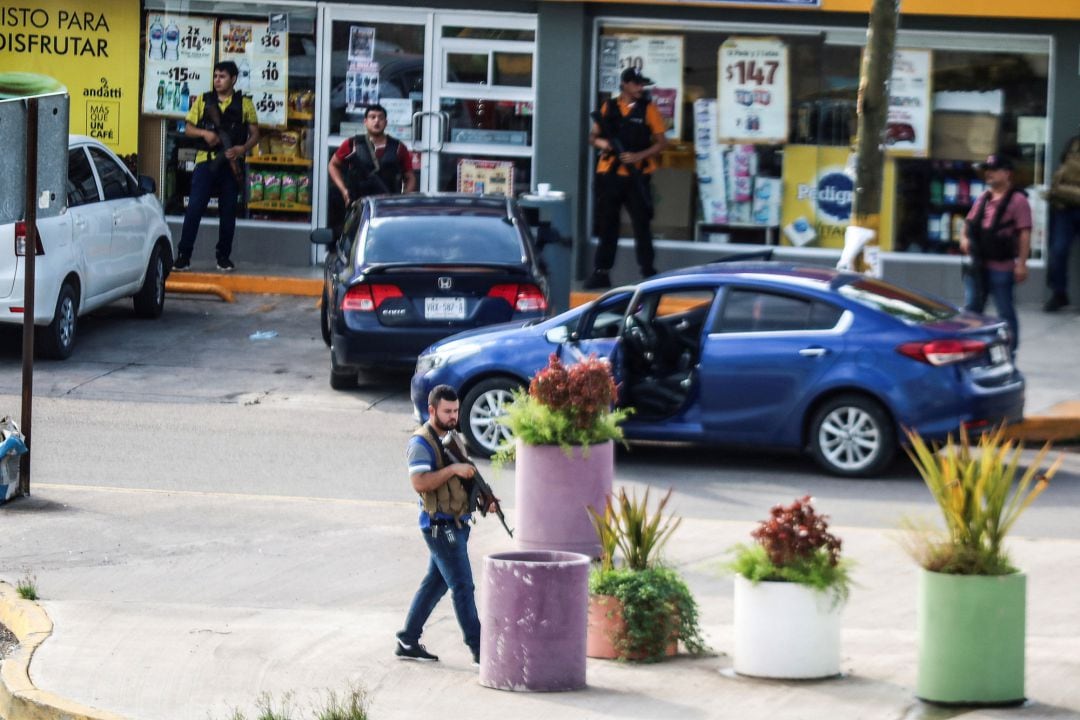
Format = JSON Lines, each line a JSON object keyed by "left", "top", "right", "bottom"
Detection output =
{"left": 19, "top": 97, "right": 37, "bottom": 496}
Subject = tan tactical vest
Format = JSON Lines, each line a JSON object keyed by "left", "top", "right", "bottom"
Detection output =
{"left": 413, "top": 423, "right": 470, "bottom": 524}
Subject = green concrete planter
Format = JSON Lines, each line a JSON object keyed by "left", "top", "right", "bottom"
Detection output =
{"left": 916, "top": 569, "right": 1026, "bottom": 705}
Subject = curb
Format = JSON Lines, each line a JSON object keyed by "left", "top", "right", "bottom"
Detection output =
{"left": 0, "top": 583, "right": 127, "bottom": 720}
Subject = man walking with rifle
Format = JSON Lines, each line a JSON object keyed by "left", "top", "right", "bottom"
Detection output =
{"left": 585, "top": 67, "right": 668, "bottom": 289}
{"left": 175, "top": 61, "right": 260, "bottom": 272}
{"left": 396, "top": 384, "right": 504, "bottom": 667}
{"left": 328, "top": 103, "right": 416, "bottom": 207}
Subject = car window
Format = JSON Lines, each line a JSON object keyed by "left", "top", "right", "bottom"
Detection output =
{"left": 88, "top": 147, "right": 137, "bottom": 202}
{"left": 67, "top": 148, "right": 100, "bottom": 207}
{"left": 835, "top": 277, "right": 957, "bottom": 323}
{"left": 714, "top": 289, "right": 842, "bottom": 333}
{"left": 578, "top": 292, "right": 632, "bottom": 339}
{"left": 362, "top": 215, "right": 524, "bottom": 265}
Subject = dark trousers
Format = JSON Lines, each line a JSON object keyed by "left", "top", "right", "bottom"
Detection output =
{"left": 178, "top": 160, "right": 239, "bottom": 261}
{"left": 398, "top": 524, "right": 481, "bottom": 653}
{"left": 594, "top": 172, "right": 654, "bottom": 274}
{"left": 964, "top": 263, "right": 1019, "bottom": 351}
{"left": 1048, "top": 206, "right": 1080, "bottom": 294}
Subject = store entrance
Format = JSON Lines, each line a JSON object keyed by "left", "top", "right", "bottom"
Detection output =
{"left": 316, "top": 6, "right": 536, "bottom": 237}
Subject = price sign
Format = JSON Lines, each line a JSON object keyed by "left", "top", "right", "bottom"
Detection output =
{"left": 142, "top": 13, "right": 215, "bottom": 118}
{"left": 717, "top": 37, "right": 789, "bottom": 144}
{"left": 608, "top": 35, "right": 684, "bottom": 141}
{"left": 219, "top": 18, "right": 289, "bottom": 126}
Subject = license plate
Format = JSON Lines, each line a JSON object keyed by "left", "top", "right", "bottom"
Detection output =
{"left": 989, "top": 344, "right": 1009, "bottom": 365}
{"left": 425, "top": 297, "right": 465, "bottom": 320}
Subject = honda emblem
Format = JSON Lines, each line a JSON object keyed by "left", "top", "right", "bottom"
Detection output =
{"left": 438, "top": 277, "right": 452, "bottom": 290}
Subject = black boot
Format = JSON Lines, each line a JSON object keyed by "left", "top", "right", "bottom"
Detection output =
{"left": 1044, "top": 292, "right": 1069, "bottom": 313}
{"left": 583, "top": 270, "right": 612, "bottom": 290}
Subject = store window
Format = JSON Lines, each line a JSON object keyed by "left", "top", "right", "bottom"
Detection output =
{"left": 593, "top": 23, "right": 1049, "bottom": 258}
{"left": 142, "top": 2, "right": 317, "bottom": 223}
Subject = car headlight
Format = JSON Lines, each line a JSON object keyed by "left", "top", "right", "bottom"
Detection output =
{"left": 415, "top": 343, "right": 482, "bottom": 375}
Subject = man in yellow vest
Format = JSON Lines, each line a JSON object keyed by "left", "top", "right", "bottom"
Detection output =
{"left": 396, "top": 385, "right": 481, "bottom": 666}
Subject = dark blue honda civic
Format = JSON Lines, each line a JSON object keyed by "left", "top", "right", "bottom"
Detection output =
{"left": 410, "top": 262, "right": 1024, "bottom": 477}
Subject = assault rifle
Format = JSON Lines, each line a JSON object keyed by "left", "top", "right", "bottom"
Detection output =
{"left": 442, "top": 430, "right": 514, "bottom": 538}
{"left": 201, "top": 102, "right": 244, "bottom": 184}
{"left": 590, "top": 104, "right": 654, "bottom": 220}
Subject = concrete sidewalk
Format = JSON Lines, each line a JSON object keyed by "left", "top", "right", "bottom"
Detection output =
{"left": 2, "top": 485, "right": 1079, "bottom": 720}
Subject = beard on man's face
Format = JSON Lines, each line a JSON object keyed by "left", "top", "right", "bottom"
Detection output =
{"left": 430, "top": 414, "right": 456, "bottom": 433}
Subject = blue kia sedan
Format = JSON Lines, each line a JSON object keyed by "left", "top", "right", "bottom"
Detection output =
{"left": 410, "top": 263, "right": 1024, "bottom": 477}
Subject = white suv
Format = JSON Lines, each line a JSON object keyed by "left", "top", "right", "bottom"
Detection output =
{"left": 0, "top": 136, "right": 173, "bottom": 359}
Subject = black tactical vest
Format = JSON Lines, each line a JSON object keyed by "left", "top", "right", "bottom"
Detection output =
{"left": 346, "top": 135, "right": 404, "bottom": 199}
{"left": 602, "top": 97, "right": 653, "bottom": 159}
{"left": 198, "top": 91, "right": 249, "bottom": 156}
{"left": 967, "top": 188, "right": 1021, "bottom": 262}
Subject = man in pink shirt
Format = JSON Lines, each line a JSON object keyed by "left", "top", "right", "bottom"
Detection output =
{"left": 959, "top": 153, "right": 1031, "bottom": 351}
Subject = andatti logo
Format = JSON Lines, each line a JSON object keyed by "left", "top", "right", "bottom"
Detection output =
{"left": 796, "top": 171, "right": 854, "bottom": 223}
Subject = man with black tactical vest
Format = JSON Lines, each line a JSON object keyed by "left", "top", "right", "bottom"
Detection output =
{"left": 395, "top": 384, "right": 484, "bottom": 667}
{"left": 584, "top": 67, "right": 668, "bottom": 289}
{"left": 328, "top": 103, "right": 417, "bottom": 210}
{"left": 175, "top": 61, "right": 260, "bottom": 272}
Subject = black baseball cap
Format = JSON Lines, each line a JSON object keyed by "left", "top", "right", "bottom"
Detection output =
{"left": 977, "top": 153, "right": 1014, "bottom": 171}
{"left": 620, "top": 67, "right": 653, "bottom": 86}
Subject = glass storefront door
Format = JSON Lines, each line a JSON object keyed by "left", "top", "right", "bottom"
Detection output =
{"left": 316, "top": 6, "right": 537, "bottom": 235}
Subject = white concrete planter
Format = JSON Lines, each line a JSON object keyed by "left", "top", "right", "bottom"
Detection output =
{"left": 732, "top": 575, "right": 844, "bottom": 679}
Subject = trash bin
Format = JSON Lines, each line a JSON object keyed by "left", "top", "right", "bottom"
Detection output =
{"left": 519, "top": 191, "right": 572, "bottom": 315}
{"left": 479, "top": 550, "right": 590, "bottom": 692}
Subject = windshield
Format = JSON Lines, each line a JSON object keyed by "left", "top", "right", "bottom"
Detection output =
{"left": 836, "top": 278, "right": 957, "bottom": 323}
{"left": 361, "top": 215, "right": 526, "bottom": 265}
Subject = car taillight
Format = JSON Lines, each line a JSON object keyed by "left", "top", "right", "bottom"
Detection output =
{"left": 897, "top": 339, "right": 987, "bottom": 366}
{"left": 14, "top": 221, "right": 44, "bottom": 256}
{"left": 488, "top": 283, "right": 547, "bottom": 313}
{"left": 342, "top": 283, "right": 403, "bottom": 312}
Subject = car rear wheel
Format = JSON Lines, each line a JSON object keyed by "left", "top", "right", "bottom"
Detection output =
{"left": 37, "top": 282, "right": 78, "bottom": 360}
{"left": 320, "top": 291, "right": 331, "bottom": 347}
{"left": 461, "top": 377, "right": 522, "bottom": 458}
{"left": 329, "top": 352, "right": 358, "bottom": 390}
{"left": 809, "top": 393, "right": 895, "bottom": 477}
{"left": 133, "top": 243, "right": 168, "bottom": 318}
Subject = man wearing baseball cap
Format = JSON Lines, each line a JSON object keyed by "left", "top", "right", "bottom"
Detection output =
{"left": 959, "top": 153, "right": 1031, "bottom": 351}
{"left": 585, "top": 66, "right": 668, "bottom": 289}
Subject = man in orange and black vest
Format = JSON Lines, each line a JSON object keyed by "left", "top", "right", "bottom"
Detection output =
{"left": 585, "top": 67, "right": 668, "bottom": 289}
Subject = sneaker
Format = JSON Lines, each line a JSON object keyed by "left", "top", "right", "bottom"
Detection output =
{"left": 173, "top": 256, "right": 191, "bottom": 271}
{"left": 1044, "top": 292, "right": 1069, "bottom": 313}
{"left": 582, "top": 270, "right": 611, "bottom": 290}
{"left": 471, "top": 648, "right": 480, "bottom": 668}
{"left": 395, "top": 638, "right": 439, "bottom": 662}
{"left": 216, "top": 257, "right": 235, "bottom": 272}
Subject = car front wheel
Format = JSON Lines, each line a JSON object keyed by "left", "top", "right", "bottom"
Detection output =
{"left": 320, "top": 291, "right": 331, "bottom": 347}
{"left": 133, "top": 243, "right": 168, "bottom": 318}
{"left": 461, "top": 377, "right": 522, "bottom": 458}
{"left": 809, "top": 393, "right": 895, "bottom": 477}
{"left": 37, "top": 282, "right": 78, "bottom": 360}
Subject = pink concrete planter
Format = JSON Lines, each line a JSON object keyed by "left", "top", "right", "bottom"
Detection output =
{"left": 514, "top": 439, "right": 614, "bottom": 558}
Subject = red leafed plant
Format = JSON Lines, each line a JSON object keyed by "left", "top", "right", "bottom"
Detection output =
{"left": 530, "top": 353, "right": 618, "bottom": 430}
{"left": 497, "top": 352, "right": 630, "bottom": 456}
{"left": 752, "top": 495, "right": 842, "bottom": 568}
{"left": 729, "top": 496, "right": 852, "bottom": 602}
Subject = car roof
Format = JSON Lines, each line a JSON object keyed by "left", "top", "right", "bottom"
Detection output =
{"left": 654, "top": 261, "right": 855, "bottom": 289}
{"left": 367, "top": 193, "right": 515, "bottom": 218}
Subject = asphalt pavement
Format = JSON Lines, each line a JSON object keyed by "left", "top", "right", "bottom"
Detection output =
{"left": 1, "top": 270, "right": 1079, "bottom": 720}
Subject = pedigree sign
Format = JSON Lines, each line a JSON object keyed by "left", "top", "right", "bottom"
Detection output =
{"left": 0, "top": 2, "right": 141, "bottom": 159}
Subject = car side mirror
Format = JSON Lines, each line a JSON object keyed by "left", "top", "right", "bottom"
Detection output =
{"left": 311, "top": 228, "right": 335, "bottom": 246}
{"left": 544, "top": 326, "right": 569, "bottom": 344}
{"left": 138, "top": 175, "right": 156, "bottom": 195}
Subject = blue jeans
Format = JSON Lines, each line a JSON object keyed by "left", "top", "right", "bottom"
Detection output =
{"left": 398, "top": 524, "right": 480, "bottom": 653}
{"left": 178, "top": 160, "right": 239, "bottom": 261}
{"left": 1048, "top": 207, "right": 1080, "bottom": 294}
{"left": 964, "top": 265, "right": 1018, "bottom": 350}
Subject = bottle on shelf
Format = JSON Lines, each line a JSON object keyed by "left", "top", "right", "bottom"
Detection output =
{"left": 156, "top": 80, "right": 166, "bottom": 111}
{"left": 148, "top": 17, "right": 165, "bottom": 60}
{"left": 929, "top": 168, "right": 944, "bottom": 205}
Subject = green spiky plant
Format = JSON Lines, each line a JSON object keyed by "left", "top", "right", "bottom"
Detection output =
{"left": 903, "top": 425, "right": 1060, "bottom": 575}
{"left": 587, "top": 487, "right": 706, "bottom": 662}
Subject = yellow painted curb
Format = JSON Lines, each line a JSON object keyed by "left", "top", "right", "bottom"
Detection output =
{"left": 1003, "top": 416, "right": 1080, "bottom": 443}
{"left": 166, "top": 272, "right": 321, "bottom": 297}
{"left": 0, "top": 583, "right": 127, "bottom": 720}
{"left": 164, "top": 280, "right": 236, "bottom": 303}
